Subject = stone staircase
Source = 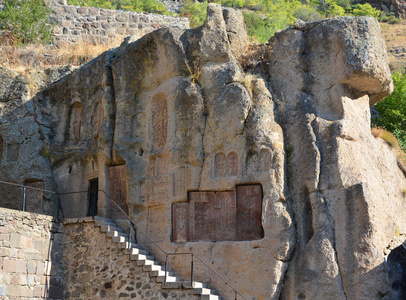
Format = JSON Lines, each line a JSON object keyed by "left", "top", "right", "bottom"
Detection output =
{"left": 94, "top": 217, "right": 221, "bottom": 300}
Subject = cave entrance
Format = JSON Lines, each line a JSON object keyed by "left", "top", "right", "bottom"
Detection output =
{"left": 87, "top": 178, "right": 98, "bottom": 217}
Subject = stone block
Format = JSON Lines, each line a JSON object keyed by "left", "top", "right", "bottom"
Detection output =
{"left": 20, "top": 286, "right": 33, "bottom": 297}
{"left": 20, "top": 236, "right": 32, "bottom": 249}
{"left": 8, "top": 285, "right": 20, "bottom": 297}
{"left": 10, "top": 234, "right": 21, "bottom": 248}
{"left": 36, "top": 262, "right": 44, "bottom": 275}
{"left": 11, "top": 274, "right": 19, "bottom": 285}
{"left": 25, "top": 252, "right": 42, "bottom": 260}
{"left": 15, "top": 260, "right": 26, "bottom": 273}
{"left": 34, "top": 286, "right": 43, "bottom": 297}
{"left": 0, "top": 285, "right": 6, "bottom": 296}
{"left": 0, "top": 234, "right": 8, "bottom": 241}
{"left": 77, "top": 7, "right": 88, "bottom": 14}
{"left": 27, "top": 262, "right": 36, "bottom": 274}
{"left": 27, "top": 275, "right": 35, "bottom": 286}
{"left": 115, "top": 13, "right": 128, "bottom": 22}
{"left": 3, "top": 259, "right": 16, "bottom": 272}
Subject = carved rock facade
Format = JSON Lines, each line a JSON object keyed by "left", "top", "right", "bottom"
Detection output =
{"left": 0, "top": 5, "right": 405, "bottom": 300}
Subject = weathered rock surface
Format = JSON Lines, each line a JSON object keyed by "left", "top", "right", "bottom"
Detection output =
{"left": 0, "top": 5, "right": 405, "bottom": 300}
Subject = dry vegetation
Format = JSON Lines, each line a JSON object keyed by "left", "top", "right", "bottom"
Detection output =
{"left": 372, "top": 127, "right": 406, "bottom": 173}
{"left": 0, "top": 32, "right": 125, "bottom": 75}
{"left": 380, "top": 21, "right": 406, "bottom": 71}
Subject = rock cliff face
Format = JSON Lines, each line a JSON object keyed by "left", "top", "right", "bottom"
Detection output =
{"left": 0, "top": 4, "right": 405, "bottom": 300}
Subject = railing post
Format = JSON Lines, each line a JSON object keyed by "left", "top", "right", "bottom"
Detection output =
{"left": 235, "top": 291, "right": 238, "bottom": 300}
{"left": 165, "top": 254, "right": 168, "bottom": 285}
{"left": 191, "top": 254, "right": 194, "bottom": 286}
{"left": 22, "top": 186, "right": 26, "bottom": 211}
{"left": 128, "top": 221, "right": 132, "bottom": 250}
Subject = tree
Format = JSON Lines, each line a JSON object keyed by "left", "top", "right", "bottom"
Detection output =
{"left": 0, "top": 0, "right": 53, "bottom": 44}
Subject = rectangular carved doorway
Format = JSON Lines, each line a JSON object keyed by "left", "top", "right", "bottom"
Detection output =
{"left": 87, "top": 178, "right": 98, "bottom": 217}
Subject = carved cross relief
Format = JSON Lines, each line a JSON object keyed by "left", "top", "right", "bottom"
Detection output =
{"left": 173, "top": 184, "right": 263, "bottom": 243}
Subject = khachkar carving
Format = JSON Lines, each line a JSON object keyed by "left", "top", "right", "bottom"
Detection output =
{"left": 172, "top": 185, "right": 263, "bottom": 243}
{"left": 25, "top": 181, "right": 44, "bottom": 214}
{"left": 173, "top": 167, "right": 186, "bottom": 197}
{"left": 109, "top": 165, "right": 129, "bottom": 219}
{"left": 152, "top": 93, "right": 168, "bottom": 150}
{"left": 189, "top": 192, "right": 215, "bottom": 242}
{"left": 172, "top": 203, "right": 189, "bottom": 243}
{"left": 236, "top": 185, "right": 262, "bottom": 240}
{"left": 246, "top": 149, "right": 271, "bottom": 174}
{"left": 92, "top": 103, "right": 104, "bottom": 134}
{"left": 214, "top": 151, "right": 239, "bottom": 177}
{"left": 71, "top": 104, "right": 84, "bottom": 141}
{"left": 215, "top": 191, "right": 236, "bottom": 241}
{"left": 144, "top": 154, "right": 175, "bottom": 203}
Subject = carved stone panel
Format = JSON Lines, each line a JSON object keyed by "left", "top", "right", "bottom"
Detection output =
{"left": 152, "top": 93, "right": 168, "bottom": 150}
{"left": 148, "top": 205, "right": 166, "bottom": 242}
{"left": 215, "top": 191, "right": 236, "bottom": 241}
{"left": 259, "top": 149, "right": 271, "bottom": 172}
{"left": 158, "top": 154, "right": 170, "bottom": 175}
{"left": 189, "top": 192, "right": 215, "bottom": 242}
{"left": 7, "top": 143, "right": 20, "bottom": 162}
{"left": 153, "top": 174, "right": 171, "bottom": 202}
{"left": 227, "top": 152, "right": 239, "bottom": 176}
{"left": 25, "top": 181, "right": 44, "bottom": 214}
{"left": 148, "top": 157, "right": 157, "bottom": 178}
{"left": 172, "top": 203, "right": 189, "bottom": 243}
{"left": 236, "top": 185, "right": 263, "bottom": 240}
{"left": 246, "top": 152, "right": 260, "bottom": 174}
{"left": 214, "top": 153, "right": 226, "bottom": 178}
{"left": 109, "top": 165, "right": 128, "bottom": 219}
{"left": 72, "top": 104, "right": 84, "bottom": 141}
{"left": 173, "top": 167, "right": 186, "bottom": 197}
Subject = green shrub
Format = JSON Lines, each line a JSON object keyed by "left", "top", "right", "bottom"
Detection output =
{"left": 373, "top": 71, "right": 406, "bottom": 150}
{"left": 0, "top": 0, "right": 54, "bottom": 45}
{"left": 68, "top": 0, "right": 170, "bottom": 14}
{"left": 351, "top": 3, "right": 380, "bottom": 19}
{"left": 379, "top": 11, "right": 401, "bottom": 24}
{"left": 179, "top": 0, "right": 208, "bottom": 28}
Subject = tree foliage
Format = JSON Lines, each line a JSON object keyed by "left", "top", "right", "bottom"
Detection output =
{"left": 67, "top": 0, "right": 170, "bottom": 15}
{"left": 373, "top": 71, "right": 406, "bottom": 150}
{"left": 0, "top": 0, "right": 54, "bottom": 44}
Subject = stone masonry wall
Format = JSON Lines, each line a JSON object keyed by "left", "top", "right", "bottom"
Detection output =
{"left": 63, "top": 218, "right": 199, "bottom": 299}
{"left": 48, "top": 2, "right": 189, "bottom": 45}
{"left": 0, "top": 208, "right": 64, "bottom": 300}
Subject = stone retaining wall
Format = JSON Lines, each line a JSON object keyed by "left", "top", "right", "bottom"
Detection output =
{"left": 0, "top": 208, "right": 64, "bottom": 300}
{"left": 48, "top": 2, "right": 189, "bottom": 45}
{"left": 63, "top": 218, "right": 198, "bottom": 299}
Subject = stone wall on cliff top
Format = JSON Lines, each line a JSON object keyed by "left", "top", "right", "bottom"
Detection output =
{"left": 1, "top": 3, "right": 406, "bottom": 300}
{"left": 47, "top": 1, "right": 189, "bottom": 45}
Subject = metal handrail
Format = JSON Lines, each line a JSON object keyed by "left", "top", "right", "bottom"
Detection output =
{"left": 0, "top": 180, "right": 247, "bottom": 299}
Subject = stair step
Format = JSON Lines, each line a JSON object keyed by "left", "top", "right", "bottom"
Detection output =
{"left": 151, "top": 269, "right": 167, "bottom": 277}
{"left": 107, "top": 230, "right": 129, "bottom": 238}
{"left": 182, "top": 281, "right": 207, "bottom": 289}
{"left": 194, "top": 287, "right": 216, "bottom": 295}
{"left": 100, "top": 224, "right": 122, "bottom": 233}
{"left": 157, "top": 274, "right": 178, "bottom": 283}
{"left": 112, "top": 235, "right": 128, "bottom": 243}
{"left": 162, "top": 281, "right": 182, "bottom": 289}
{"left": 143, "top": 261, "right": 161, "bottom": 271}
{"left": 201, "top": 295, "right": 221, "bottom": 300}
{"left": 126, "top": 247, "right": 149, "bottom": 255}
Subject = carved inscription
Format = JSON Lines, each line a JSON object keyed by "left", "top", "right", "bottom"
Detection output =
{"left": 236, "top": 185, "right": 262, "bottom": 240}
{"left": 7, "top": 143, "right": 20, "bottom": 162}
{"left": 158, "top": 154, "right": 170, "bottom": 175}
{"left": 173, "top": 203, "right": 189, "bottom": 243}
{"left": 109, "top": 165, "right": 128, "bottom": 219}
{"left": 215, "top": 152, "right": 239, "bottom": 177}
{"left": 246, "top": 149, "right": 272, "bottom": 174}
{"left": 25, "top": 181, "right": 44, "bottom": 214}
{"left": 148, "top": 206, "right": 166, "bottom": 242}
{"left": 215, "top": 153, "right": 227, "bottom": 177}
{"left": 153, "top": 174, "right": 170, "bottom": 201}
{"left": 146, "top": 154, "right": 173, "bottom": 203}
{"left": 172, "top": 185, "right": 263, "bottom": 243}
{"left": 72, "top": 104, "right": 84, "bottom": 141}
{"left": 152, "top": 93, "right": 168, "bottom": 150}
{"left": 227, "top": 152, "right": 238, "bottom": 176}
{"left": 259, "top": 149, "right": 271, "bottom": 172}
{"left": 189, "top": 192, "right": 215, "bottom": 242}
{"left": 173, "top": 167, "right": 186, "bottom": 197}
{"left": 215, "top": 191, "right": 236, "bottom": 241}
